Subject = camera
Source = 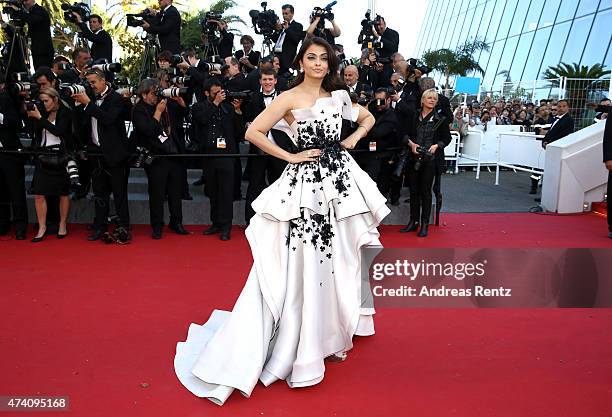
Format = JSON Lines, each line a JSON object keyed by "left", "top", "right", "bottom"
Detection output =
{"left": 170, "top": 76, "right": 190, "bottom": 85}
{"left": 201, "top": 11, "right": 222, "bottom": 42}
{"left": 12, "top": 82, "right": 40, "bottom": 95}
{"left": 357, "top": 89, "right": 374, "bottom": 106}
{"left": 61, "top": 2, "right": 90, "bottom": 24}
{"left": 59, "top": 83, "right": 87, "bottom": 96}
{"left": 358, "top": 10, "right": 383, "bottom": 50}
{"left": 1, "top": 0, "right": 24, "bottom": 17}
{"left": 311, "top": 1, "right": 337, "bottom": 28}
{"left": 169, "top": 54, "right": 184, "bottom": 66}
{"left": 116, "top": 86, "right": 137, "bottom": 96}
{"left": 25, "top": 99, "right": 41, "bottom": 111}
{"left": 90, "top": 62, "right": 122, "bottom": 73}
{"left": 66, "top": 159, "right": 81, "bottom": 188}
{"left": 156, "top": 87, "right": 188, "bottom": 98}
{"left": 413, "top": 146, "right": 434, "bottom": 171}
{"left": 225, "top": 90, "right": 252, "bottom": 101}
{"left": 249, "top": 2, "right": 278, "bottom": 38}
{"left": 406, "top": 58, "right": 431, "bottom": 77}
{"left": 126, "top": 9, "right": 152, "bottom": 27}
{"left": 164, "top": 67, "right": 181, "bottom": 76}
{"left": 200, "top": 60, "right": 224, "bottom": 73}
{"left": 57, "top": 62, "right": 73, "bottom": 71}
{"left": 132, "top": 146, "right": 155, "bottom": 168}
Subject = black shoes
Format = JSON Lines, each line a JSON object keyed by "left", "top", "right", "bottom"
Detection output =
{"left": 169, "top": 223, "right": 189, "bottom": 235}
{"left": 152, "top": 227, "right": 162, "bottom": 239}
{"left": 399, "top": 220, "right": 419, "bottom": 233}
{"left": 220, "top": 230, "right": 231, "bottom": 241}
{"left": 88, "top": 230, "right": 106, "bottom": 241}
{"left": 31, "top": 233, "right": 45, "bottom": 243}
{"left": 15, "top": 230, "right": 26, "bottom": 240}
{"left": 417, "top": 223, "right": 429, "bottom": 237}
{"left": 203, "top": 225, "right": 222, "bottom": 235}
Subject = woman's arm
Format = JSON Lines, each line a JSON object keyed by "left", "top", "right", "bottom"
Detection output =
{"left": 340, "top": 104, "right": 374, "bottom": 150}
{"left": 245, "top": 91, "right": 320, "bottom": 163}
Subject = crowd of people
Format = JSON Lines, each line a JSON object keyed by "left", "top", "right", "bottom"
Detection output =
{"left": 0, "top": 0, "right": 609, "bottom": 243}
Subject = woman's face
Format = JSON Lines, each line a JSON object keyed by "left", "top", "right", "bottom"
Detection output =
{"left": 40, "top": 94, "right": 58, "bottom": 113}
{"left": 421, "top": 94, "right": 437, "bottom": 110}
{"left": 300, "top": 44, "right": 329, "bottom": 80}
{"left": 241, "top": 40, "right": 253, "bottom": 52}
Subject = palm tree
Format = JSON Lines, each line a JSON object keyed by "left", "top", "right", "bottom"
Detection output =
{"left": 422, "top": 38, "right": 489, "bottom": 90}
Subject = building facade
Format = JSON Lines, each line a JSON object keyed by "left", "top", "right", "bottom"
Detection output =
{"left": 414, "top": 0, "right": 612, "bottom": 92}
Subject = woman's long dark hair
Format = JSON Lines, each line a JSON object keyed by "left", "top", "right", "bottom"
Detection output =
{"left": 288, "top": 37, "right": 346, "bottom": 92}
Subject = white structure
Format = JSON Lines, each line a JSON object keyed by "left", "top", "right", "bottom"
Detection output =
{"left": 541, "top": 122, "right": 608, "bottom": 214}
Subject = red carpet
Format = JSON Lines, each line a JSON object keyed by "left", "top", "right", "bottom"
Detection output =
{"left": 1, "top": 213, "right": 611, "bottom": 417}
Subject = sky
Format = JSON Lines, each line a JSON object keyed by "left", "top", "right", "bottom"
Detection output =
{"left": 92, "top": 0, "right": 429, "bottom": 60}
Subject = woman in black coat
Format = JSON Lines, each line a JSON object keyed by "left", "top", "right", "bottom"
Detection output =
{"left": 27, "top": 87, "right": 74, "bottom": 242}
{"left": 399, "top": 88, "right": 451, "bottom": 237}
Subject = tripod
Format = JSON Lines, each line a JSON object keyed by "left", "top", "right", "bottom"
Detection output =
{"left": 138, "top": 33, "right": 160, "bottom": 81}
{"left": 201, "top": 35, "right": 220, "bottom": 60}
{"left": 73, "top": 31, "right": 90, "bottom": 52}
{"left": 260, "top": 35, "right": 275, "bottom": 59}
{"left": 2, "top": 20, "right": 30, "bottom": 78}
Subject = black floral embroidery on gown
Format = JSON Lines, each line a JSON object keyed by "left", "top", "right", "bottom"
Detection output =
{"left": 283, "top": 107, "right": 352, "bottom": 263}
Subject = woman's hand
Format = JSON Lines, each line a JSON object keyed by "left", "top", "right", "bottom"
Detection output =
{"left": 340, "top": 134, "right": 360, "bottom": 150}
{"left": 289, "top": 149, "right": 321, "bottom": 164}
{"left": 428, "top": 144, "right": 439, "bottom": 154}
{"left": 410, "top": 142, "right": 419, "bottom": 155}
{"left": 26, "top": 105, "right": 42, "bottom": 120}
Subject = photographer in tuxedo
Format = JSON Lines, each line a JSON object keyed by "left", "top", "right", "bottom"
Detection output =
{"left": 72, "top": 69, "right": 131, "bottom": 241}
{"left": 132, "top": 78, "right": 189, "bottom": 239}
{"left": 142, "top": 0, "right": 181, "bottom": 54}
{"left": 0, "top": 73, "right": 28, "bottom": 240}
{"left": 373, "top": 15, "right": 399, "bottom": 59}
{"left": 272, "top": 4, "right": 303, "bottom": 75}
{"left": 7, "top": 0, "right": 54, "bottom": 69}
{"left": 73, "top": 13, "right": 113, "bottom": 62}
{"left": 235, "top": 35, "right": 261, "bottom": 74}
{"left": 60, "top": 47, "right": 91, "bottom": 84}
{"left": 243, "top": 67, "right": 296, "bottom": 225}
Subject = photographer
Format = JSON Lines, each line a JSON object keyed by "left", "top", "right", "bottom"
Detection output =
{"left": 304, "top": 7, "right": 340, "bottom": 45}
{"left": 0, "top": 73, "right": 27, "bottom": 240}
{"left": 243, "top": 67, "right": 295, "bottom": 225}
{"left": 73, "top": 12, "right": 113, "bottom": 62}
{"left": 399, "top": 89, "right": 451, "bottom": 238}
{"left": 51, "top": 56, "right": 71, "bottom": 80}
{"left": 7, "top": 0, "right": 54, "bottom": 69}
{"left": 356, "top": 88, "right": 399, "bottom": 200}
{"left": 26, "top": 87, "right": 74, "bottom": 242}
{"left": 142, "top": 0, "right": 181, "bottom": 54}
{"left": 235, "top": 35, "right": 260, "bottom": 74}
{"left": 223, "top": 56, "right": 248, "bottom": 92}
{"left": 191, "top": 78, "right": 244, "bottom": 241}
{"left": 72, "top": 69, "right": 131, "bottom": 241}
{"left": 132, "top": 78, "right": 188, "bottom": 239}
{"left": 373, "top": 15, "right": 399, "bottom": 59}
{"left": 272, "top": 4, "right": 303, "bottom": 75}
{"left": 60, "top": 47, "right": 91, "bottom": 83}
{"left": 176, "top": 48, "right": 209, "bottom": 104}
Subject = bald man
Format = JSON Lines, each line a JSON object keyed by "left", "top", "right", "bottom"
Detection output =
{"left": 343, "top": 65, "right": 364, "bottom": 95}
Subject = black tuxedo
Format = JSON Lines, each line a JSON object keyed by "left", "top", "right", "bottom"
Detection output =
{"left": 79, "top": 89, "right": 131, "bottom": 231}
{"left": 246, "top": 69, "right": 288, "bottom": 92}
{"left": 235, "top": 49, "right": 261, "bottom": 74}
{"left": 218, "top": 29, "right": 234, "bottom": 59}
{"left": 224, "top": 74, "right": 249, "bottom": 92}
{"left": 14, "top": 4, "right": 54, "bottom": 68}
{"left": 78, "top": 23, "right": 113, "bottom": 62}
{"left": 0, "top": 91, "right": 27, "bottom": 234}
{"left": 243, "top": 91, "right": 296, "bottom": 223}
{"left": 271, "top": 20, "right": 304, "bottom": 74}
{"left": 379, "top": 27, "right": 399, "bottom": 58}
{"left": 346, "top": 81, "right": 366, "bottom": 96}
{"left": 543, "top": 113, "right": 575, "bottom": 145}
{"left": 146, "top": 5, "right": 181, "bottom": 54}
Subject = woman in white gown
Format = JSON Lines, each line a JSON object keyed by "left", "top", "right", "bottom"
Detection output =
{"left": 174, "top": 37, "right": 391, "bottom": 405}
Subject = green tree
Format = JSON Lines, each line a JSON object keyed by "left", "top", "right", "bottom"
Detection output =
{"left": 421, "top": 39, "right": 490, "bottom": 90}
{"left": 181, "top": 0, "right": 245, "bottom": 50}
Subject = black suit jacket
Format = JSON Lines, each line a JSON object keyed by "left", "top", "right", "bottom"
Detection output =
{"left": 0, "top": 92, "right": 21, "bottom": 150}
{"left": 15, "top": 4, "right": 54, "bottom": 56}
{"left": 224, "top": 74, "right": 249, "bottom": 92}
{"left": 544, "top": 113, "right": 574, "bottom": 144}
{"left": 191, "top": 100, "right": 244, "bottom": 154}
{"left": 271, "top": 20, "right": 304, "bottom": 74}
{"left": 379, "top": 27, "right": 399, "bottom": 58}
{"left": 361, "top": 107, "right": 400, "bottom": 151}
{"left": 78, "top": 23, "right": 113, "bottom": 62}
{"left": 245, "top": 91, "right": 296, "bottom": 154}
{"left": 235, "top": 49, "right": 261, "bottom": 74}
{"left": 31, "top": 104, "right": 75, "bottom": 152}
{"left": 132, "top": 100, "right": 185, "bottom": 154}
{"left": 218, "top": 29, "right": 234, "bottom": 59}
{"left": 146, "top": 5, "right": 181, "bottom": 54}
{"left": 79, "top": 90, "right": 131, "bottom": 166}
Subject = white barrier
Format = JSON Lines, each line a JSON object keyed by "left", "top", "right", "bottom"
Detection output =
{"left": 444, "top": 131, "right": 461, "bottom": 174}
{"left": 457, "top": 125, "right": 523, "bottom": 179}
{"left": 541, "top": 122, "right": 608, "bottom": 214}
{"left": 495, "top": 132, "right": 546, "bottom": 185}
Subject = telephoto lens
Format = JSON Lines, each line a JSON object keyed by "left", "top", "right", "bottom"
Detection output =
{"left": 92, "top": 63, "right": 122, "bottom": 73}
{"left": 117, "top": 86, "right": 137, "bottom": 96}
{"left": 158, "top": 87, "right": 188, "bottom": 98}
{"left": 66, "top": 160, "right": 81, "bottom": 187}
{"left": 60, "top": 83, "right": 86, "bottom": 95}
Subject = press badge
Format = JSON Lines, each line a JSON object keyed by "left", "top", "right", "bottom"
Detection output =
{"left": 216, "top": 137, "right": 226, "bottom": 149}
{"left": 159, "top": 134, "right": 168, "bottom": 143}
{"left": 369, "top": 141, "right": 377, "bottom": 152}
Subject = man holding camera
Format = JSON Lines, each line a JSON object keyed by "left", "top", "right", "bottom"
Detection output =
{"left": 191, "top": 78, "right": 244, "bottom": 241}
{"left": 304, "top": 8, "right": 341, "bottom": 45}
{"left": 373, "top": 16, "right": 399, "bottom": 59}
{"left": 8, "top": 0, "right": 54, "bottom": 69}
{"left": 243, "top": 67, "right": 296, "bottom": 225}
{"left": 272, "top": 4, "right": 303, "bottom": 75}
{"left": 72, "top": 69, "right": 131, "bottom": 241}
{"left": 142, "top": 0, "right": 181, "bottom": 55}
{"left": 73, "top": 12, "right": 113, "bottom": 62}
{"left": 60, "top": 47, "right": 91, "bottom": 83}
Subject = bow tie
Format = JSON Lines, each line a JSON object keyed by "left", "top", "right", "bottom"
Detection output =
{"left": 263, "top": 93, "right": 275, "bottom": 98}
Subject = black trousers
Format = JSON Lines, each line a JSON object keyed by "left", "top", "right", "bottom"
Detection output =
{"left": 32, "top": 53, "right": 54, "bottom": 70}
{"left": 145, "top": 158, "right": 183, "bottom": 228}
{"left": 359, "top": 154, "right": 400, "bottom": 203}
{"left": 245, "top": 155, "right": 287, "bottom": 223}
{"left": 408, "top": 158, "right": 435, "bottom": 224}
{"left": 0, "top": 155, "right": 28, "bottom": 233}
{"left": 608, "top": 171, "right": 611, "bottom": 232}
{"left": 205, "top": 157, "right": 234, "bottom": 230}
{"left": 91, "top": 157, "right": 130, "bottom": 231}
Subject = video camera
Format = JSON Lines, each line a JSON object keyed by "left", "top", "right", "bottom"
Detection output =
{"left": 406, "top": 58, "right": 431, "bottom": 78}
{"left": 201, "top": 11, "right": 222, "bottom": 43}
{"left": 61, "top": 2, "right": 90, "bottom": 24}
{"left": 249, "top": 2, "right": 278, "bottom": 38}
{"left": 1, "top": 0, "right": 24, "bottom": 18}
{"left": 126, "top": 9, "right": 152, "bottom": 27}
{"left": 311, "top": 1, "right": 337, "bottom": 27}
{"left": 358, "top": 10, "right": 383, "bottom": 50}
